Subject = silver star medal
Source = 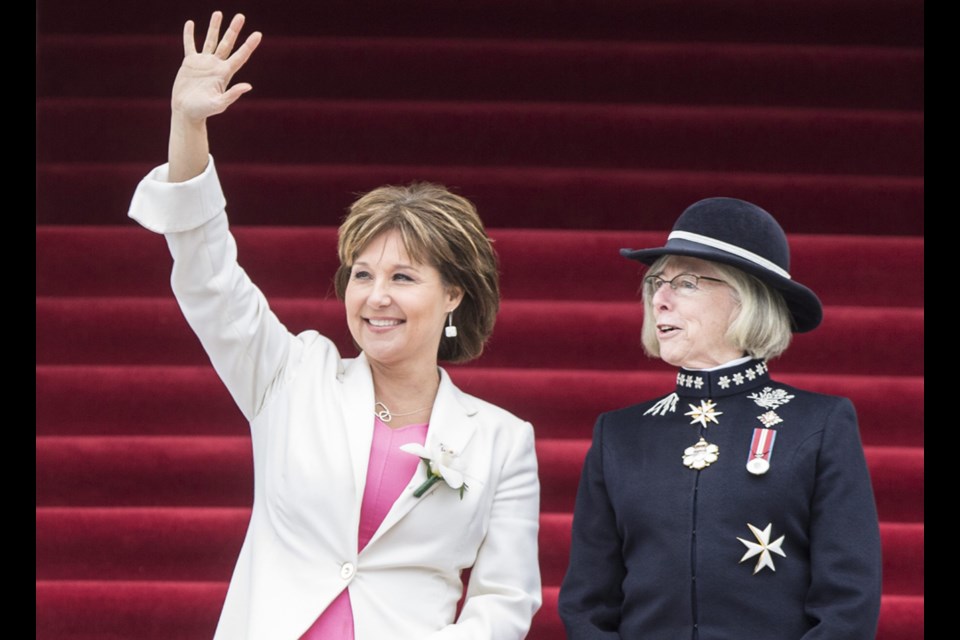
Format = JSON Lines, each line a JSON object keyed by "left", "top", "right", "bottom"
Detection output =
{"left": 682, "top": 400, "right": 722, "bottom": 470}
{"left": 737, "top": 522, "right": 786, "bottom": 574}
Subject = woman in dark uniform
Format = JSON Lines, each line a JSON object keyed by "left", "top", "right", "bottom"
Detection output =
{"left": 558, "top": 197, "right": 882, "bottom": 639}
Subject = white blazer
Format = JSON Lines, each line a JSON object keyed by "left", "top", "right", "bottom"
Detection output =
{"left": 128, "top": 158, "right": 543, "bottom": 640}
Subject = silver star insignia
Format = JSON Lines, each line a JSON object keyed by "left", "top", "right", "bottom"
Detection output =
{"left": 737, "top": 522, "right": 786, "bottom": 574}
{"left": 685, "top": 399, "right": 722, "bottom": 428}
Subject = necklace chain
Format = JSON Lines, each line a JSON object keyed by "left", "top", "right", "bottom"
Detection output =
{"left": 374, "top": 401, "right": 431, "bottom": 423}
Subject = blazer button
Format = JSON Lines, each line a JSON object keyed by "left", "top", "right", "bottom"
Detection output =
{"left": 340, "top": 562, "right": 356, "bottom": 580}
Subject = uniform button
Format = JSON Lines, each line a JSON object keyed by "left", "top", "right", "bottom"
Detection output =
{"left": 340, "top": 562, "right": 356, "bottom": 580}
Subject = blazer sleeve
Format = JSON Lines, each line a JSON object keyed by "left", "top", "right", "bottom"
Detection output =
{"left": 429, "top": 420, "right": 542, "bottom": 640}
{"left": 127, "top": 156, "right": 298, "bottom": 421}
{"left": 557, "top": 414, "right": 625, "bottom": 640}
{"left": 800, "top": 398, "right": 883, "bottom": 639}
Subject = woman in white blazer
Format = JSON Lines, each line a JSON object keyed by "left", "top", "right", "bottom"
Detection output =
{"left": 126, "top": 11, "right": 541, "bottom": 639}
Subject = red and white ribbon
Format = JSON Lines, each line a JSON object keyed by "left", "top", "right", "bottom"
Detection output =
{"left": 746, "top": 428, "right": 776, "bottom": 475}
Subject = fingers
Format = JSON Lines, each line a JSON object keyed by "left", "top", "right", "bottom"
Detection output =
{"left": 179, "top": 10, "right": 260, "bottom": 87}
{"left": 227, "top": 31, "right": 263, "bottom": 74}
{"left": 203, "top": 11, "right": 224, "bottom": 54}
{"left": 182, "top": 19, "right": 196, "bottom": 56}
{"left": 215, "top": 13, "right": 246, "bottom": 58}
{"left": 220, "top": 83, "right": 254, "bottom": 109}
{"left": 186, "top": 11, "right": 254, "bottom": 61}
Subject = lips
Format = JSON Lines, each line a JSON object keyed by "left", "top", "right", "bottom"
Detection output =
{"left": 657, "top": 324, "right": 679, "bottom": 334}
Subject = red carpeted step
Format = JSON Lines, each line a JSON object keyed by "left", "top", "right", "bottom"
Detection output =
{"left": 35, "top": 0, "right": 924, "bottom": 47}
{"left": 36, "top": 226, "right": 925, "bottom": 307}
{"left": 36, "top": 99, "right": 923, "bottom": 176}
{"left": 35, "top": 436, "right": 257, "bottom": 508}
{"left": 37, "top": 507, "right": 248, "bottom": 582}
{"left": 36, "top": 297, "right": 925, "bottom": 375}
{"left": 36, "top": 164, "right": 925, "bottom": 234}
{"left": 876, "top": 523, "right": 926, "bottom": 596}
{"left": 37, "top": 35, "right": 923, "bottom": 111}
{"left": 37, "top": 507, "right": 922, "bottom": 595}
{"left": 874, "top": 595, "right": 926, "bottom": 640}
{"left": 36, "top": 579, "right": 224, "bottom": 640}
{"left": 35, "top": 436, "right": 923, "bottom": 522}
{"left": 36, "top": 366, "right": 245, "bottom": 437}
{"left": 37, "top": 365, "right": 924, "bottom": 448}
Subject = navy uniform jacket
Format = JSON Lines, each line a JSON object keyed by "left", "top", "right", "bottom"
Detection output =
{"left": 558, "top": 359, "right": 882, "bottom": 640}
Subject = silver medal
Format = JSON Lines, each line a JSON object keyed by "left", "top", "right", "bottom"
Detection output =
{"left": 746, "top": 457, "right": 770, "bottom": 475}
{"left": 746, "top": 427, "right": 776, "bottom": 475}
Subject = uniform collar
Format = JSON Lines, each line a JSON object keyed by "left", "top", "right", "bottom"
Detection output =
{"left": 674, "top": 358, "right": 770, "bottom": 398}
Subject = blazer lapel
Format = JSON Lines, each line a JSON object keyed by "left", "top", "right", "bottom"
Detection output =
{"left": 340, "top": 352, "right": 376, "bottom": 508}
{"left": 364, "top": 367, "right": 479, "bottom": 547}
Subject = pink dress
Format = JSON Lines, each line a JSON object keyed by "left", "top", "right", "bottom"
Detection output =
{"left": 299, "top": 417, "right": 429, "bottom": 639}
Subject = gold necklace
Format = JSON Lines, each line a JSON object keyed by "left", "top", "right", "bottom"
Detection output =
{"left": 374, "top": 401, "right": 431, "bottom": 423}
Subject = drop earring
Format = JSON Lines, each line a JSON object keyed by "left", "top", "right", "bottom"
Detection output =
{"left": 445, "top": 312, "right": 457, "bottom": 338}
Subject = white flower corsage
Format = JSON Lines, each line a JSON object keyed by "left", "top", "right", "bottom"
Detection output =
{"left": 399, "top": 442, "right": 468, "bottom": 499}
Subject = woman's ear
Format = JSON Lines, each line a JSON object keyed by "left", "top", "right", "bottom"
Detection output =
{"left": 446, "top": 286, "right": 465, "bottom": 312}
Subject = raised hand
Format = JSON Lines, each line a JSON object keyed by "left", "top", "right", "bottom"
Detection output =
{"left": 167, "top": 11, "right": 261, "bottom": 182}
{"left": 172, "top": 11, "right": 262, "bottom": 123}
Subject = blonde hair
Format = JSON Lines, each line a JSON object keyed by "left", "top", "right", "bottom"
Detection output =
{"left": 334, "top": 182, "right": 500, "bottom": 363}
{"left": 640, "top": 255, "right": 793, "bottom": 361}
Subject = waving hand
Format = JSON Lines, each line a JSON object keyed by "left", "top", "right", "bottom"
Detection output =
{"left": 168, "top": 11, "right": 261, "bottom": 181}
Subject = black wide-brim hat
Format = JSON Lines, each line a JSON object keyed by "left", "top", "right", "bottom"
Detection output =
{"left": 620, "top": 197, "right": 823, "bottom": 333}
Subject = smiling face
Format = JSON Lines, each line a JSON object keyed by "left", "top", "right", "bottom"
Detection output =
{"left": 648, "top": 256, "right": 743, "bottom": 369}
{"left": 344, "top": 229, "right": 463, "bottom": 371}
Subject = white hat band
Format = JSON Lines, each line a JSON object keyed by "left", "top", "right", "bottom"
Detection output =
{"left": 669, "top": 230, "right": 792, "bottom": 279}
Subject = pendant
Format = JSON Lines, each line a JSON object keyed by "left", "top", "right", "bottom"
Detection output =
{"left": 374, "top": 402, "right": 393, "bottom": 422}
{"left": 683, "top": 437, "right": 719, "bottom": 470}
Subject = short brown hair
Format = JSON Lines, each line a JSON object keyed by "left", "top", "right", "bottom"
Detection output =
{"left": 334, "top": 182, "right": 500, "bottom": 363}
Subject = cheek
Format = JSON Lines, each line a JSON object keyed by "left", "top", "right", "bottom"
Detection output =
{"left": 343, "top": 281, "right": 362, "bottom": 304}
{"left": 703, "top": 314, "right": 728, "bottom": 336}
{"left": 703, "top": 307, "right": 737, "bottom": 343}
{"left": 720, "top": 298, "right": 741, "bottom": 326}
{"left": 343, "top": 290, "right": 364, "bottom": 319}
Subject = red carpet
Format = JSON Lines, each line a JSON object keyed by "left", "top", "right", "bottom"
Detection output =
{"left": 36, "top": 0, "right": 923, "bottom": 638}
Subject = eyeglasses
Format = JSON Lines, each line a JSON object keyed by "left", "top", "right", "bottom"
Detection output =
{"left": 643, "top": 273, "right": 727, "bottom": 297}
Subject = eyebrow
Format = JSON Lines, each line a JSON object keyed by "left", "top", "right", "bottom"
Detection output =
{"left": 652, "top": 270, "right": 709, "bottom": 278}
{"left": 352, "top": 261, "right": 422, "bottom": 272}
